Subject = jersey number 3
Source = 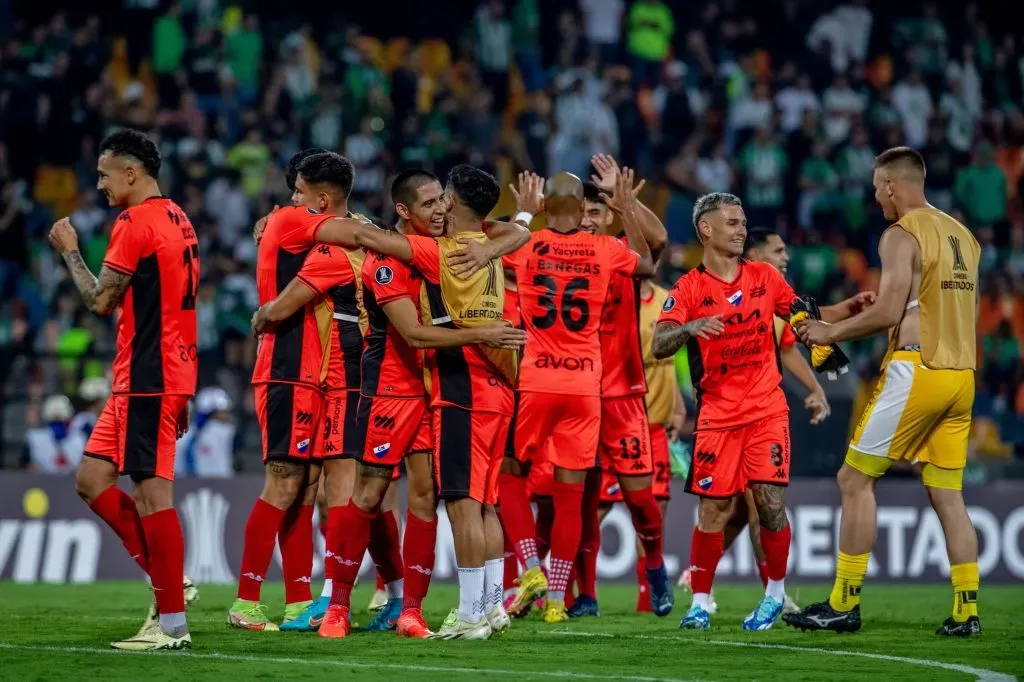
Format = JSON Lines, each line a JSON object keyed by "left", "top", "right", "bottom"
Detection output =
{"left": 532, "top": 275, "right": 590, "bottom": 332}
{"left": 181, "top": 244, "right": 200, "bottom": 310}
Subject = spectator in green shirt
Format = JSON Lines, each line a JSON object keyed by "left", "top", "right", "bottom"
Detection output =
{"left": 152, "top": 3, "right": 186, "bottom": 75}
{"left": 797, "top": 137, "right": 840, "bottom": 229}
{"left": 955, "top": 142, "right": 1008, "bottom": 228}
{"left": 627, "top": 0, "right": 674, "bottom": 87}
{"left": 225, "top": 15, "right": 263, "bottom": 105}
{"left": 226, "top": 128, "right": 271, "bottom": 200}
{"left": 512, "top": 0, "right": 544, "bottom": 91}
{"left": 738, "top": 125, "right": 788, "bottom": 228}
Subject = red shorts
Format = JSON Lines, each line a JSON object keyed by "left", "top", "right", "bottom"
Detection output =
{"left": 351, "top": 395, "right": 432, "bottom": 468}
{"left": 432, "top": 407, "right": 510, "bottom": 504}
{"left": 515, "top": 392, "right": 601, "bottom": 471}
{"left": 85, "top": 394, "right": 190, "bottom": 480}
{"left": 688, "top": 413, "right": 791, "bottom": 498}
{"left": 315, "top": 389, "right": 360, "bottom": 460}
{"left": 255, "top": 382, "right": 324, "bottom": 462}
{"left": 651, "top": 424, "right": 671, "bottom": 500}
{"left": 599, "top": 395, "right": 653, "bottom": 476}
{"left": 527, "top": 448, "right": 556, "bottom": 499}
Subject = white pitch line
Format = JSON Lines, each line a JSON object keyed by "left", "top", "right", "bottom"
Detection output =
{"left": 0, "top": 642, "right": 702, "bottom": 682}
{"left": 553, "top": 631, "right": 1016, "bottom": 682}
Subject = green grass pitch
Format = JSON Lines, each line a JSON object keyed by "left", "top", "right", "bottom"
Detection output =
{"left": 1, "top": 582, "right": 1021, "bottom": 681}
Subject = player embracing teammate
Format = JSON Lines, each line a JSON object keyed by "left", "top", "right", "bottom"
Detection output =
{"left": 654, "top": 192, "right": 869, "bottom": 631}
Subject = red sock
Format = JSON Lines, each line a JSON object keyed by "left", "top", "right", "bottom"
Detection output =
{"left": 369, "top": 509, "right": 403, "bottom": 584}
{"left": 328, "top": 502, "right": 375, "bottom": 608}
{"left": 759, "top": 524, "right": 792, "bottom": 582}
{"left": 279, "top": 504, "right": 314, "bottom": 604}
{"left": 635, "top": 554, "right": 651, "bottom": 612}
{"left": 548, "top": 480, "right": 584, "bottom": 598}
{"left": 622, "top": 486, "right": 664, "bottom": 569}
{"left": 402, "top": 512, "right": 437, "bottom": 612}
{"left": 689, "top": 528, "right": 724, "bottom": 595}
{"left": 237, "top": 498, "right": 286, "bottom": 601}
{"left": 497, "top": 473, "right": 538, "bottom": 567}
{"left": 757, "top": 561, "right": 770, "bottom": 587}
{"left": 141, "top": 509, "right": 185, "bottom": 615}
{"left": 89, "top": 486, "right": 149, "bottom": 575}
{"left": 502, "top": 538, "right": 518, "bottom": 590}
{"left": 535, "top": 501, "right": 553, "bottom": 560}
{"left": 577, "top": 481, "right": 600, "bottom": 599}
{"left": 324, "top": 505, "right": 347, "bottom": 582}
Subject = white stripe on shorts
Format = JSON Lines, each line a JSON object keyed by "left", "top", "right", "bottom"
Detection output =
{"left": 333, "top": 313, "right": 359, "bottom": 322}
{"left": 847, "top": 359, "right": 915, "bottom": 458}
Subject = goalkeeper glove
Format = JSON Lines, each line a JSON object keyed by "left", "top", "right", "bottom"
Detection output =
{"left": 789, "top": 296, "right": 850, "bottom": 380}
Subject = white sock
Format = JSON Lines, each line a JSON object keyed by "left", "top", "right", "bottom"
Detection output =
{"left": 159, "top": 611, "right": 187, "bottom": 634}
{"left": 484, "top": 558, "right": 504, "bottom": 612}
{"left": 766, "top": 578, "right": 785, "bottom": 602}
{"left": 320, "top": 578, "right": 333, "bottom": 599}
{"left": 692, "top": 592, "right": 710, "bottom": 610}
{"left": 457, "top": 566, "right": 485, "bottom": 624}
{"left": 386, "top": 578, "right": 404, "bottom": 600}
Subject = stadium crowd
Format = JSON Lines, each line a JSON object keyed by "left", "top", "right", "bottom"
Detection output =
{"left": 1, "top": 0, "right": 1022, "bottom": 472}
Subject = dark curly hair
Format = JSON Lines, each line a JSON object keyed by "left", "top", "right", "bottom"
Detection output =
{"left": 296, "top": 152, "right": 355, "bottom": 198}
{"left": 447, "top": 164, "right": 500, "bottom": 219}
{"left": 99, "top": 128, "right": 161, "bottom": 178}
{"left": 285, "top": 148, "right": 329, "bottom": 192}
{"left": 582, "top": 181, "right": 605, "bottom": 204}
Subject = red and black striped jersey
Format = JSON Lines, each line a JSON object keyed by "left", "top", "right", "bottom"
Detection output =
{"left": 359, "top": 252, "right": 425, "bottom": 398}
{"left": 252, "top": 206, "right": 333, "bottom": 387}
{"left": 295, "top": 244, "right": 365, "bottom": 391}
{"left": 103, "top": 196, "right": 199, "bottom": 396}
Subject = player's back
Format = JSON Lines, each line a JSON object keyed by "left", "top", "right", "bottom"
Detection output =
{"left": 106, "top": 197, "right": 199, "bottom": 395}
{"left": 512, "top": 228, "right": 633, "bottom": 395}
{"left": 253, "top": 206, "right": 333, "bottom": 386}
{"left": 896, "top": 207, "right": 979, "bottom": 370}
{"left": 599, "top": 234, "right": 647, "bottom": 397}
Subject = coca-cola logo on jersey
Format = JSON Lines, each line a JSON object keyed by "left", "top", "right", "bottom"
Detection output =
{"left": 721, "top": 340, "right": 762, "bottom": 359}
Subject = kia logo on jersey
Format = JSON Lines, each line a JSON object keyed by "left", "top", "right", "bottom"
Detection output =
{"left": 375, "top": 266, "right": 394, "bottom": 285}
{"left": 727, "top": 290, "right": 743, "bottom": 306}
{"left": 662, "top": 295, "right": 676, "bottom": 312}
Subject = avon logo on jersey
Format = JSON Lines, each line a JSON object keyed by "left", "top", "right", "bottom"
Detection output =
{"left": 727, "top": 290, "right": 743, "bottom": 306}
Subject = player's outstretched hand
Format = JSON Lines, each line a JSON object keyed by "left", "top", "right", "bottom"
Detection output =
{"left": 510, "top": 171, "right": 544, "bottom": 216}
{"left": 683, "top": 315, "right": 724, "bottom": 339}
{"left": 848, "top": 291, "right": 877, "bottom": 315}
{"left": 48, "top": 217, "right": 79, "bottom": 255}
{"left": 253, "top": 205, "right": 279, "bottom": 246}
{"left": 599, "top": 167, "right": 645, "bottom": 214}
{"left": 447, "top": 235, "right": 495, "bottom": 278}
{"left": 804, "top": 389, "right": 831, "bottom": 424}
{"left": 590, "top": 153, "right": 620, "bottom": 193}
{"left": 477, "top": 322, "right": 528, "bottom": 349}
{"left": 795, "top": 318, "right": 834, "bottom": 346}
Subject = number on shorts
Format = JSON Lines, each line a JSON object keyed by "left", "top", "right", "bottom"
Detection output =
{"left": 619, "top": 437, "right": 641, "bottom": 459}
{"left": 531, "top": 275, "right": 590, "bottom": 331}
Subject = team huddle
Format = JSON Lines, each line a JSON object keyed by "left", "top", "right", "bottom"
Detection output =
{"left": 48, "top": 128, "right": 984, "bottom": 652}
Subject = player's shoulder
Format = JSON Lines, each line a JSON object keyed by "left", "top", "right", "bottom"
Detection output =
{"left": 363, "top": 251, "right": 409, "bottom": 283}
{"left": 743, "top": 259, "right": 784, "bottom": 284}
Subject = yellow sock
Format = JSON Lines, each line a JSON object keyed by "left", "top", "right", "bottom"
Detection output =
{"left": 950, "top": 563, "right": 979, "bottom": 622}
{"left": 828, "top": 552, "right": 869, "bottom": 612}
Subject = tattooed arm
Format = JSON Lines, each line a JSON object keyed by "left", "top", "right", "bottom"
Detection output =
{"left": 49, "top": 218, "right": 131, "bottom": 317}
{"left": 64, "top": 254, "right": 132, "bottom": 317}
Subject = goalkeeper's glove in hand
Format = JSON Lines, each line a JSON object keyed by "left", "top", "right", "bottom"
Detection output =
{"left": 789, "top": 296, "right": 850, "bottom": 380}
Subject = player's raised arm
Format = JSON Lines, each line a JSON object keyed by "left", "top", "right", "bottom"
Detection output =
{"left": 446, "top": 171, "right": 542, "bottom": 277}
{"left": 313, "top": 215, "right": 369, "bottom": 249}
{"left": 353, "top": 223, "right": 415, "bottom": 263}
{"left": 592, "top": 154, "right": 668, "bottom": 259}
{"left": 797, "top": 226, "right": 916, "bottom": 346}
{"left": 49, "top": 217, "right": 132, "bottom": 317}
{"left": 381, "top": 297, "right": 526, "bottom": 350}
{"left": 600, "top": 167, "right": 656, "bottom": 278}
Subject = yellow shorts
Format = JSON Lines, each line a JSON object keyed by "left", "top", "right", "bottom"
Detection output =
{"left": 845, "top": 350, "right": 974, "bottom": 489}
